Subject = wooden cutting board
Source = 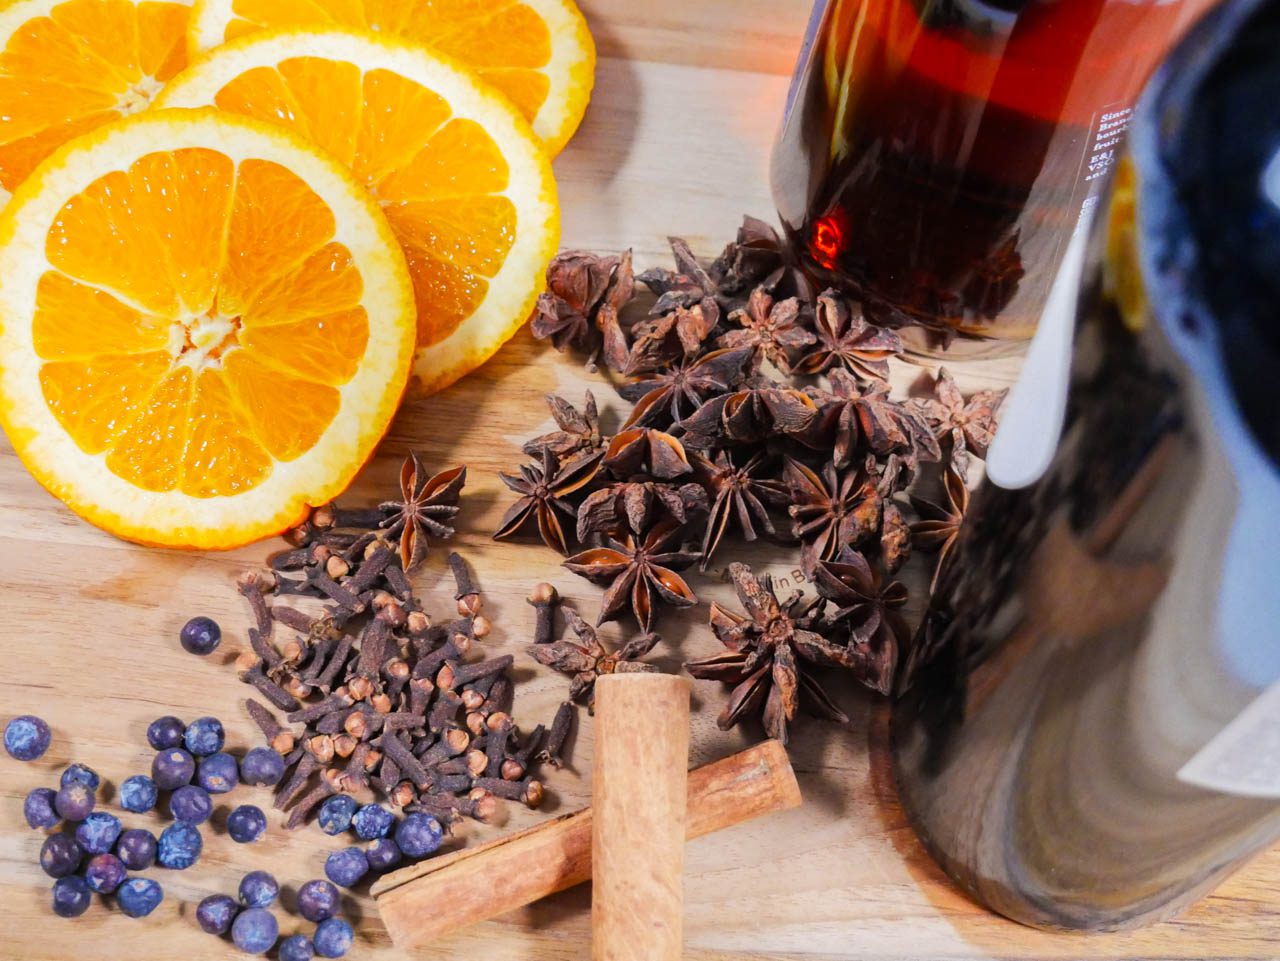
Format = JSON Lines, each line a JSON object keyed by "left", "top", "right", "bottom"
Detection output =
{"left": 2, "top": 3, "right": 1278, "bottom": 960}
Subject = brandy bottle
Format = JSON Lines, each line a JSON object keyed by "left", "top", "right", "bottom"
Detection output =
{"left": 890, "top": 0, "right": 1280, "bottom": 930}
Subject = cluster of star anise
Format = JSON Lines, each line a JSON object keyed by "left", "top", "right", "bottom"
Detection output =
{"left": 506, "top": 216, "right": 1006, "bottom": 743}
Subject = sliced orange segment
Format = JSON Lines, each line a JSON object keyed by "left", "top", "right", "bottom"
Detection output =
{"left": 157, "top": 28, "right": 560, "bottom": 395}
{"left": 0, "top": 0, "right": 193, "bottom": 201}
{"left": 186, "top": 0, "right": 595, "bottom": 154}
{"left": 0, "top": 108, "right": 415, "bottom": 548}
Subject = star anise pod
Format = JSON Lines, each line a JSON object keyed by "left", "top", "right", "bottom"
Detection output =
{"left": 378, "top": 455, "right": 466, "bottom": 572}
{"left": 637, "top": 236, "right": 725, "bottom": 322}
{"left": 708, "top": 215, "right": 815, "bottom": 304}
{"left": 563, "top": 521, "right": 699, "bottom": 631}
{"left": 617, "top": 346, "right": 753, "bottom": 428}
{"left": 680, "top": 377, "right": 818, "bottom": 447}
{"left": 784, "top": 457, "right": 881, "bottom": 575}
{"left": 692, "top": 450, "right": 789, "bottom": 569}
{"left": 909, "top": 465, "right": 969, "bottom": 590}
{"left": 523, "top": 390, "right": 604, "bottom": 461}
{"left": 963, "top": 232, "right": 1024, "bottom": 319}
{"left": 577, "top": 481, "right": 708, "bottom": 542}
{"left": 813, "top": 548, "right": 909, "bottom": 695}
{"left": 526, "top": 608, "right": 661, "bottom": 711}
{"left": 532, "top": 249, "right": 635, "bottom": 370}
{"left": 685, "top": 563, "right": 855, "bottom": 745}
{"left": 602, "top": 425, "right": 693, "bottom": 481}
{"left": 625, "top": 303, "right": 719, "bottom": 372}
{"left": 912, "top": 367, "right": 1007, "bottom": 480}
{"left": 717, "top": 287, "right": 815, "bottom": 371}
{"left": 805, "top": 369, "right": 941, "bottom": 469}
{"left": 792, "top": 289, "right": 903, "bottom": 382}
{"left": 494, "top": 448, "right": 602, "bottom": 555}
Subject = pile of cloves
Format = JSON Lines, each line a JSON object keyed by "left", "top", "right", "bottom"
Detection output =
{"left": 231, "top": 453, "right": 573, "bottom": 832}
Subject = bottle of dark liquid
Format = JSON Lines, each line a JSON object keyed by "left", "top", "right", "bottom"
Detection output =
{"left": 890, "top": 0, "right": 1280, "bottom": 931}
{"left": 772, "top": 0, "right": 1214, "bottom": 355}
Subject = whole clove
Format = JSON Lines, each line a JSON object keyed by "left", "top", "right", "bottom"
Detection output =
{"left": 486, "top": 677, "right": 513, "bottom": 715}
{"left": 276, "top": 754, "right": 319, "bottom": 810}
{"left": 429, "top": 691, "right": 463, "bottom": 734}
{"left": 484, "top": 720, "right": 513, "bottom": 779}
{"left": 315, "top": 634, "right": 356, "bottom": 691}
{"left": 248, "top": 627, "right": 283, "bottom": 672}
{"left": 285, "top": 782, "right": 334, "bottom": 830}
{"left": 380, "top": 731, "right": 431, "bottom": 789}
{"left": 448, "top": 553, "right": 482, "bottom": 617}
{"left": 287, "top": 693, "right": 353, "bottom": 725}
{"left": 300, "top": 636, "right": 340, "bottom": 683}
{"left": 451, "top": 656, "right": 515, "bottom": 689}
{"left": 408, "top": 678, "right": 434, "bottom": 718}
{"left": 317, "top": 707, "right": 358, "bottom": 736}
{"left": 226, "top": 457, "right": 565, "bottom": 835}
{"left": 471, "top": 777, "right": 545, "bottom": 807}
{"left": 539, "top": 702, "right": 575, "bottom": 768}
{"left": 527, "top": 583, "right": 560, "bottom": 644}
{"left": 237, "top": 572, "right": 276, "bottom": 637}
{"left": 245, "top": 700, "right": 296, "bottom": 755}
{"left": 238, "top": 657, "right": 300, "bottom": 712}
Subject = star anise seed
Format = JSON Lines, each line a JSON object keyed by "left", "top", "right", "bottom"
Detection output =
{"left": 638, "top": 236, "right": 725, "bottom": 321}
{"left": 804, "top": 370, "right": 941, "bottom": 469}
{"left": 577, "top": 481, "right": 708, "bottom": 542}
{"left": 523, "top": 391, "right": 604, "bottom": 461}
{"left": 617, "top": 346, "right": 753, "bottom": 427}
{"left": 379, "top": 455, "right": 466, "bottom": 572}
{"left": 692, "top": 450, "right": 789, "bottom": 569}
{"left": 685, "top": 563, "right": 855, "bottom": 745}
{"left": 526, "top": 608, "right": 661, "bottom": 711}
{"left": 625, "top": 303, "right": 719, "bottom": 372}
{"left": 532, "top": 250, "right": 636, "bottom": 367}
{"left": 680, "top": 378, "right": 818, "bottom": 447}
{"left": 813, "top": 548, "right": 910, "bottom": 695}
{"left": 602, "top": 426, "right": 693, "bottom": 481}
{"left": 912, "top": 367, "right": 1007, "bottom": 481}
{"left": 717, "top": 286, "right": 815, "bottom": 371}
{"left": 793, "top": 289, "right": 904, "bottom": 382}
{"left": 494, "top": 448, "right": 602, "bottom": 555}
{"left": 563, "top": 521, "right": 699, "bottom": 631}
{"left": 708, "top": 215, "right": 815, "bottom": 304}
{"left": 785, "top": 457, "right": 882, "bottom": 575}
{"left": 909, "top": 465, "right": 970, "bottom": 591}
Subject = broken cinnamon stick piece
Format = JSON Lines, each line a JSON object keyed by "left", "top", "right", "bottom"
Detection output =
{"left": 372, "top": 738, "right": 801, "bottom": 949}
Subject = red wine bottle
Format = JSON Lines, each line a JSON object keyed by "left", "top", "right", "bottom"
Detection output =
{"left": 890, "top": 0, "right": 1280, "bottom": 931}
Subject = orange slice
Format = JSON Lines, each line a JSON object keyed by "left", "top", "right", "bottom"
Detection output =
{"left": 0, "top": 0, "right": 194, "bottom": 203}
{"left": 186, "top": 0, "right": 595, "bottom": 155}
{"left": 156, "top": 28, "right": 560, "bottom": 395}
{"left": 0, "top": 108, "right": 416, "bottom": 548}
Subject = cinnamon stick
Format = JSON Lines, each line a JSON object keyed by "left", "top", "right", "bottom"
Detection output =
{"left": 372, "top": 738, "right": 801, "bottom": 948}
{"left": 592, "top": 674, "right": 689, "bottom": 961}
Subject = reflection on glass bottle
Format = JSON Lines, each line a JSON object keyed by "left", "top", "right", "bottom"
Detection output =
{"left": 772, "top": 0, "right": 1215, "bottom": 356}
{"left": 890, "top": 0, "right": 1280, "bottom": 931}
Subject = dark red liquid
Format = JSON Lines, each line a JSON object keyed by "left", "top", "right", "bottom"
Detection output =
{"left": 771, "top": 0, "right": 1214, "bottom": 354}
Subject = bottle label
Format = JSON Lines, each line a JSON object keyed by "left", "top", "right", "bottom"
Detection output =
{"left": 1179, "top": 681, "right": 1280, "bottom": 798}
{"left": 1084, "top": 106, "right": 1134, "bottom": 184}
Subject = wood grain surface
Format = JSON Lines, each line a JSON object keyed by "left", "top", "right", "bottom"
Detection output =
{"left": 2, "top": 2, "right": 1279, "bottom": 960}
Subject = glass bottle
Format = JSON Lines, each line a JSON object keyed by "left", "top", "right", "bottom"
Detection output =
{"left": 772, "top": 0, "right": 1216, "bottom": 356}
{"left": 890, "top": 0, "right": 1280, "bottom": 930}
